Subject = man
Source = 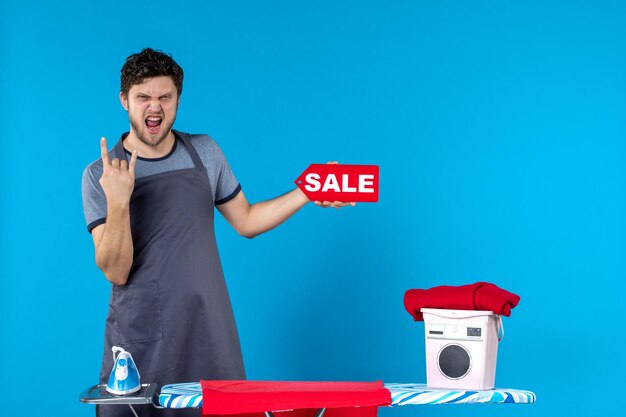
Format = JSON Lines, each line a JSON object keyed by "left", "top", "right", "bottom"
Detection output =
{"left": 82, "top": 48, "right": 351, "bottom": 417}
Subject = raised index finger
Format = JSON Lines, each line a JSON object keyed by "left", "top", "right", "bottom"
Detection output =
{"left": 100, "top": 137, "right": 110, "bottom": 169}
{"left": 128, "top": 149, "right": 138, "bottom": 176}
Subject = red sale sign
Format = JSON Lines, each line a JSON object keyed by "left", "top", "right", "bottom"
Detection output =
{"left": 295, "top": 164, "right": 380, "bottom": 202}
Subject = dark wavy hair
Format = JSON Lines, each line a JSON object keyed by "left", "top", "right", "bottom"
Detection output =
{"left": 120, "top": 48, "right": 184, "bottom": 97}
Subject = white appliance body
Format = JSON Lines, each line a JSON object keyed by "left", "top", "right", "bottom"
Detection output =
{"left": 422, "top": 308, "right": 500, "bottom": 390}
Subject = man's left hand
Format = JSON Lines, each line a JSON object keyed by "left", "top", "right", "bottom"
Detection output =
{"left": 312, "top": 161, "right": 356, "bottom": 209}
{"left": 313, "top": 200, "right": 356, "bottom": 209}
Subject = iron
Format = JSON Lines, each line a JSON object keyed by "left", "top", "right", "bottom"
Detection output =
{"left": 106, "top": 346, "right": 141, "bottom": 395}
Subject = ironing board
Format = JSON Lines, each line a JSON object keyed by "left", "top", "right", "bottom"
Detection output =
{"left": 81, "top": 382, "right": 536, "bottom": 410}
{"left": 159, "top": 382, "right": 536, "bottom": 408}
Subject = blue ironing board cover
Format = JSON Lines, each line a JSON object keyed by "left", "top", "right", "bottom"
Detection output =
{"left": 385, "top": 383, "right": 536, "bottom": 405}
{"left": 159, "top": 382, "right": 536, "bottom": 409}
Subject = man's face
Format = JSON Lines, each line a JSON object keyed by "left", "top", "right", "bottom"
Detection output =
{"left": 120, "top": 76, "right": 179, "bottom": 147}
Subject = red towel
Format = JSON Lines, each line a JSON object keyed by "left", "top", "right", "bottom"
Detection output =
{"left": 201, "top": 380, "right": 391, "bottom": 417}
{"left": 403, "top": 282, "right": 520, "bottom": 321}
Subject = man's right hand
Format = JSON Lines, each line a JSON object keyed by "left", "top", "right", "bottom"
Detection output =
{"left": 98, "top": 137, "right": 138, "bottom": 207}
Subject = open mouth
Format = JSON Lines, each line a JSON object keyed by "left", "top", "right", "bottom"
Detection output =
{"left": 145, "top": 115, "right": 163, "bottom": 134}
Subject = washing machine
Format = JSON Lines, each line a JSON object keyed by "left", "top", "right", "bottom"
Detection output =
{"left": 421, "top": 308, "right": 502, "bottom": 390}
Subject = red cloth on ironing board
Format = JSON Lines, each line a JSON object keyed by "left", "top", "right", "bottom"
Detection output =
{"left": 200, "top": 380, "right": 391, "bottom": 417}
{"left": 403, "top": 282, "right": 520, "bottom": 321}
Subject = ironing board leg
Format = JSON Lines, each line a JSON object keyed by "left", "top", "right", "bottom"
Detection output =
{"left": 314, "top": 408, "right": 326, "bottom": 417}
{"left": 129, "top": 404, "right": 139, "bottom": 417}
{"left": 265, "top": 408, "right": 325, "bottom": 417}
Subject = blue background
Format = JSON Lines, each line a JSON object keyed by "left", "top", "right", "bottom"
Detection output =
{"left": 1, "top": 1, "right": 624, "bottom": 416}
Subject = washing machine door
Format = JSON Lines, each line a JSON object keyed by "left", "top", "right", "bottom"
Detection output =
{"left": 438, "top": 344, "right": 471, "bottom": 379}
